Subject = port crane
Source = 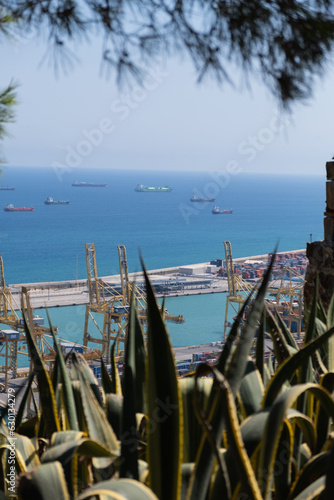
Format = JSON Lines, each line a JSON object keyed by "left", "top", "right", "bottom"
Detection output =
{"left": 223, "top": 241, "right": 304, "bottom": 339}
{"left": 83, "top": 243, "right": 184, "bottom": 358}
{"left": 0, "top": 255, "right": 100, "bottom": 392}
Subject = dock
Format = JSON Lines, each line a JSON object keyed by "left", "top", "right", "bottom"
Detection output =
{"left": 7, "top": 248, "right": 306, "bottom": 309}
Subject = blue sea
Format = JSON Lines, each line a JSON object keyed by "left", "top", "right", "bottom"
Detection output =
{"left": 0, "top": 166, "right": 325, "bottom": 356}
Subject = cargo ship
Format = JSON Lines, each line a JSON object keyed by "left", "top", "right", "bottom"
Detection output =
{"left": 190, "top": 194, "right": 215, "bottom": 202}
{"left": 212, "top": 206, "right": 233, "bottom": 214}
{"left": 4, "top": 204, "right": 34, "bottom": 212}
{"left": 72, "top": 181, "right": 107, "bottom": 187}
{"left": 44, "top": 197, "right": 70, "bottom": 205}
{"left": 0, "top": 186, "right": 14, "bottom": 190}
{"left": 135, "top": 184, "right": 172, "bottom": 192}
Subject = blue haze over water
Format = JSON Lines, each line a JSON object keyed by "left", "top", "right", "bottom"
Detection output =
{"left": 0, "top": 167, "right": 325, "bottom": 351}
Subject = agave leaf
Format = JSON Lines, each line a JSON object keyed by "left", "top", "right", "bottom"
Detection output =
{"left": 238, "top": 359, "right": 264, "bottom": 418}
{"left": 71, "top": 352, "right": 104, "bottom": 408}
{"left": 226, "top": 250, "right": 277, "bottom": 397}
{"left": 21, "top": 305, "right": 60, "bottom": 438}
{"left": 77, "top": 370, "right": 119, "bottom": 457}
{"left": 42, "top": 438, "right": 115, "bottom": 463}
{"left": 46, "top": 309, "right": 79, "bottom": 431}
{"left": 263, "top": 324, "right": 334, "bottom": 407}
{"left": 326, "top": 291, "right": 334, "bottom": 329}
{"left": 77, "top": 478, "right": 159, "bottom": 499}
{"left": 105, "top": 393, "right": 123, "bottom": 439}
{"left": 258, "top": 383, "right": 334, "bottom": 499}
{"left": 14, "top": 434, "right": 40, "bottom": 471}
{"left": 14, "top": 371, "right": 35, "bottom": 431}
{"left": 71, "top": 380, "right": 88, "bottom": 433}
{"left": 179, "top": 377, "right": 212, "bottom": 463}
{"left": 273, "top": 421, "right": 292, "bottom": 500}
{"left": 273, "top": 304, "right": 300, "bottom": 350}
{"left": 142, "top": 262, "right": 182, "bottom": 500}
{"left": 51, "top": 430, "right": 84, "bottom": 446}
{"left": 291, "top": 476, "right": 325, "bottom": 500}
{"left": 255, "top": 308, "right": 266, "bottom": 381}
{"left": 320, "top": 434, "right": 334, "bottom": 500}
{"left": 289, "top": 452, "right": 329, "bottom": 499}
{"left": 266, "top": 308, "right": 297, "bottom": 365}
{"left": 111, "top": 340, "right": 122, "bottom": 396}
{"left": 216, "top": 292, "right": 253, "bottom": 374}
{"left": 18, "top": 461, "right": 70, "bottom": 500}
{"left": 101, "top": 356, "right": 114, "bottom": 395}
{"left": 194, "top": 365, "right": 262, "bottom": 500}
{"left": 315, "top": 373, "right": 334, "bottom": 453}
{"left": 120, "top": 291, "right": 141, "bottom": 480}
{"left": 190, "top": 253, "right": 276, "bottom": 500}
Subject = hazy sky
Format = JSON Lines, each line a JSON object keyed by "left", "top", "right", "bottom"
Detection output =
{"left": 1, "top": 31, "right": 334, "bottom": 176}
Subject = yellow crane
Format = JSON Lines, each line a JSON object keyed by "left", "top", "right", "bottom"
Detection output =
{"left": 83, "top": 243, "right": 184, "bottom": 358}
{"left": 223, "top": 241, "right": 304, "bottom": 339}
{"left": 0, "top": 255, "right": 100, "bottom": 392}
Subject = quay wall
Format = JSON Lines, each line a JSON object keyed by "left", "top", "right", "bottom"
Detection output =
{"left": 9, "top": 248, "right": 306, "bottom": 292}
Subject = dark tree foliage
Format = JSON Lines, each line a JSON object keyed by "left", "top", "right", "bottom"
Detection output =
{"left": 1, "top": 0, "right": 334, "bottom": 106}
{"left": 0, "top": 82, "right": 17, "bottom": 163}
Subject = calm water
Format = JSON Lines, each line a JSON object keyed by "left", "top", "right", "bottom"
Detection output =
{"left": 0, "top": 166, "right": 325, "bottom": 354}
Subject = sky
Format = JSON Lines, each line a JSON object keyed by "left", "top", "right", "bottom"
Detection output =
{"left": 1, "top": 29, "right": 334, "bottom": 176}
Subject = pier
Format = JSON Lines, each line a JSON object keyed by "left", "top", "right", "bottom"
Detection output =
{"left": 7, "top": 249, "right": 306, "bottom": 309}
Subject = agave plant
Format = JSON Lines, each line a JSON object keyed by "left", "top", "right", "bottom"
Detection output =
{"left": 1, "top": 258, "right": 334, "bottom": 499}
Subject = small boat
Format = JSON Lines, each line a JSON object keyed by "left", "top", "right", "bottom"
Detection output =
{"left": 212, "top": 206, "right": 233, "bottom": 214}
{"left": 190, "top": 194, "right": 215, "bottom": 202}
{"left": 4, "top": 204, "right": 34, "bottom": 212}
{"left": 44, "top": 197, "right": 70, "bottom": 205}
{"left": 135, "top": 184, "right": 172, "bottom": 192}
{"left": 72, "top": 181, "right": 106, "bottom": 187}
{"left": 0, "top": 186, "right": 15, "bottom": 190}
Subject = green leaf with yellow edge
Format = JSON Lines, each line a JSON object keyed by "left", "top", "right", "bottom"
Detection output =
{"left": 263, "top": 325, "right": 334, "bottom": 407}
{"left": 292, "top": 476, "right": 325, "bottom": 500}
{"left": 111, "top": 340, "right": 122, "bottom": 396}
{"left": 77, "top": 369, "right": 120, "bottom": 470}
{"left": 194, "top": 365, "right": 263, "bottom": 500}
{"left": 105, "top": 393, "right": 123, "bottom": 439}
{"left": 179, "top": 377, "right": 212, "bottom": 463}
{"left": 120, "top": 290, "right": 143, "bottom": 479}
{"left": 77, "top": 478, "right": 159, "bottom": 499}
{"left": 13, "top": 434, "right": 40, "bottom": 471}
{"left": 316, "top": 372, "right": 334, "bottom": 453}
{"left": 190, "top": 252, "right": 277, "bottom": 500}
{"left": 46, "top": 309, "right": 79, "bottom": 431}
{"left": 238, "top": 358, "right": 264, "bottom": 418}
{"left": 71, "top": 352, "right": 104, "bottom": 408}
{"left": 210, "top": 407, "right": 318, "bottom": 500}
{"left": 142, "top": 262, "right": 182, "bottom": 500}
{"left": 258, "top": 383, "right": 334, "bottom": 500}
{"left": 289, "top": 452, "right": 329, "bottom": 499}
{"left": 18, "top": 461, "right": 70, "bottom": 500}
{"left": 101, "top": 356, "right": 114, "bottom": 395}
{"left": 51, "top": 430, "right": 84, "bottom": 446}
{"left": 15, "top": 371, "right": 35, "bottom": 431}
{"left": 21, "top": 305, "right": 60, "bottom": 438}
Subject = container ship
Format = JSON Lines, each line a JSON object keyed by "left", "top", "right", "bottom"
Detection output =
{"left": 190, "top": 194, "right": 215, "bottom": 202}
{"left": 44, "top": 197, "right": 70, "bottom": 205}
{"left": 135, "top": 184, "right": 172, "bottom": 192}
{"left": 4, "top": 204, "right": 34, "bottom": 212}
{"left": 0, "top": 186, "right": 14, "bottom": 190}
{"left": 212, "top": 206, "right": 233, "bottom": 214}
{"left": 72, "top": 181, "right": 107, "bottom": 187}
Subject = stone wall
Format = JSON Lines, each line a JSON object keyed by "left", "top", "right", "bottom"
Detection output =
{"left": 304, "top": 160, "right": 334, "bottom": 312}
